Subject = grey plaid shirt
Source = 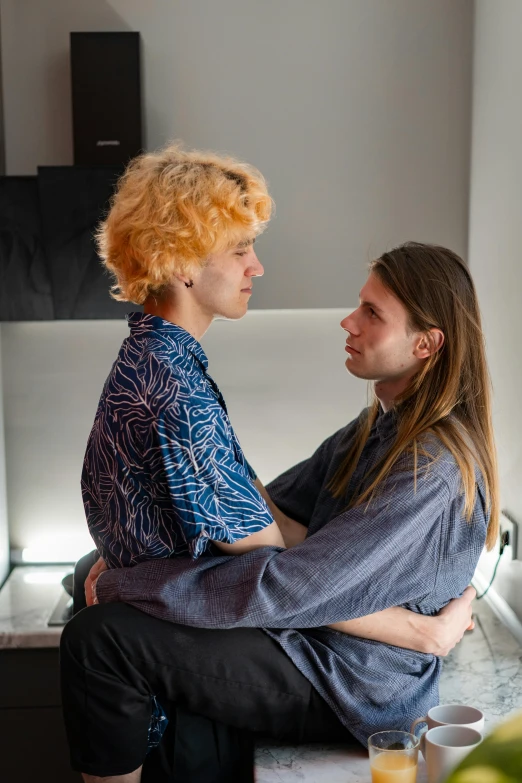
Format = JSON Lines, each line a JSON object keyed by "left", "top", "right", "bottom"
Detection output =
{"left": 97, "top": 407, "right": 488, "bottom": 743}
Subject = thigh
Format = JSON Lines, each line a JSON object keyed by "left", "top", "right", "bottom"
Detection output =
{"left": 302, "top": 687, "right": 356, "bottom": 744}
{"left": 65, "top": 602, "right": 322, "bottom": 741}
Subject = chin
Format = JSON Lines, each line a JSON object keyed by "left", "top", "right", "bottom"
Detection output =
{"left": 344, "top": 359, "right": 373, "bottom": 380}
{"left": 345, "top": 358, "right": 362, "bottom": 377}
{"left": 217, "top": 304, "right": 248, "bottom": 321}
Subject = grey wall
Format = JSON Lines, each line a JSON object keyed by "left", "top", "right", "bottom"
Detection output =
{"left": 0, "top": 0, "right": 473, "bottom": 308}
{"left": 470, "top": 0, "right": 522, "bottom": 622}
{"left": 1, "top": 313, "right": 366, "bottom": 557}
{"left": 0, "top": 6, "right": 5, "bottom": 175}
{"left": 0, "top": 330, "right": 9, "bottom": 584}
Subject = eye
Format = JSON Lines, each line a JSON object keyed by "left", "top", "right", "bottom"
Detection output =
{"left": 367, "top": 306, "right": 378, "bottom": 318}
{"left": 236, "top": 251, "right": 247, "bottom": 257}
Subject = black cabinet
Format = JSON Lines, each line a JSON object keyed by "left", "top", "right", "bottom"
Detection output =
{"left": 0, "top": 647, "right": 80, "bottom": 782}
{"left": 0, "top": 167, "right": 140, "bottom": 321}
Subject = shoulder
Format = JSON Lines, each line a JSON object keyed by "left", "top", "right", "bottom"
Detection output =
{"left": 105, "top": 336, "right": 209, "bottom": 422}
{"left": 379, "top": 432, "right": 459, "bottom": 508}
{"left": 326, "top": 409, "right": 369, "bottom": 453}
{"left": 393, "top": 427, "right": 487, "bottom": 521}
{"left": 417, "top": 419, "right": 485, "bottom": 489}
{"left": 127, "top": 333, "right": 203, "bottom": 390}
{"left": 414, "top": 432, "right": 461, "bottom": 484}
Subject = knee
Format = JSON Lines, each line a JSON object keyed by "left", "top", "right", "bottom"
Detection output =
{"left": 60, "top": 604, "right": 151, "bottom": 704}
{"left": 60, "top": 603, "right": 126, "bottom": 660}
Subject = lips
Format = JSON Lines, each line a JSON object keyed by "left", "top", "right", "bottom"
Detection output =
{"left": 345, "top": 343, "right": 360, "bottom": 354}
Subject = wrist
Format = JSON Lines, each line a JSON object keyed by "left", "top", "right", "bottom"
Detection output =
{"left": 95, "top": 567, "right": 123, "bottom": 605}
{"left": 407, "top": 612, "right": 437, "bottom": 655}
{"left": 417, "top": 613, "right": 446, "bottom": 656}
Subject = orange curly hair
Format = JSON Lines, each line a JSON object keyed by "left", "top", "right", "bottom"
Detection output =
{"left": 96, "top": 142, "right": 273, "bottom": 304}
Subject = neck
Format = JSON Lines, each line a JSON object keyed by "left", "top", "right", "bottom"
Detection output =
{"left": 143, "top": 292, "right": 212, "bottom": 342}
{"left": 374, "top": 387, "right": 393, "bottom": 413}
{"left": 374, "top": 375, "right": 412, "bottom": 413}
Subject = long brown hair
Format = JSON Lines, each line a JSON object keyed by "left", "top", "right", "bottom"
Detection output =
{"left": 329, "top": 242, "right": 499, "bottom": 550}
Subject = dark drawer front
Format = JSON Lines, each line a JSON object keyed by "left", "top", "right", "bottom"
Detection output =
{"left": 0, "top": 648, "right": 61, "bottom": 708}
{"left": 0, "top": 706, "right": 81, "bottom": 782}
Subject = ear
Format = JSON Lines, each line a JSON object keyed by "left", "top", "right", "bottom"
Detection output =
{"left": 414, "top": 328, "right": 445, "bottom": 359}
{"left": 173, "top": 267, "right": 199, "bottom": 288}
{"left": 173, "top": 273, "right": 192, "bottom": 287}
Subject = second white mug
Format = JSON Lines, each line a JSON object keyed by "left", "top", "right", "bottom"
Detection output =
{"left": 424, "top": 725, "right": 482, "bottom": 783}
{"left": 410, "top": 704, "right": 484, "bottom": 756}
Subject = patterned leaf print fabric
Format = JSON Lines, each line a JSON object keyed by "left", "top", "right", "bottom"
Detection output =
{"left": 82, "top": 313, "right": 273, "bottom": 567}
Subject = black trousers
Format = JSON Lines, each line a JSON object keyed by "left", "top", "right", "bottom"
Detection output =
{"left": 64, "top": 552, "right": 355, "bottom": 780}
{"left": 60, "top": 601, "right": 355, "bottom": 782}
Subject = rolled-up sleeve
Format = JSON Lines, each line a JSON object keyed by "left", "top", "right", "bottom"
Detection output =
{"left": 155, "top": 401, "right": 274, "bottom": 557}
{"left": 97, "top": 467, "right": 450, "bottom": 627}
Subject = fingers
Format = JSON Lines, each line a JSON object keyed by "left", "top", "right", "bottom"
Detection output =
{"left": 91, "top": 557, "right": 107, "bottom": 577}
{"left": 84, "top": 565, "right": 103, "bottom": 607}
{"left": 85, "top": 574, "right": 99, "bottom": 607}
{"left": 462, "top": 585, "right": 477, "bottom": 602}
{"left": 85, "top": 559, "right": 107, "bottom": 602}
{"left": 85, "top": 579, "right": 92, "bottom": 607}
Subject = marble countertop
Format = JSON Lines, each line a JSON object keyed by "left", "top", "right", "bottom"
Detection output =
{"left": 0, "top": 564, "right": 73, "bottom": 649}
{"left": 255, "top": 743, "right": 430, "bottom": 782}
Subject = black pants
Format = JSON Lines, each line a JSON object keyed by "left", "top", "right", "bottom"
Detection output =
{"left": 60, "top": 601, "right": 354, "bottom": 781}
{"left": 64, "top": 552, "right": 354, "bottom": 780}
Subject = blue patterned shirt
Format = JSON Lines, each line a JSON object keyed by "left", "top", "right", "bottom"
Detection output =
{"left": 97, "top": 407, "right": 488, "bottom": 744}
{"left": 82, "top": 312, "right": 273, "bottom": 568}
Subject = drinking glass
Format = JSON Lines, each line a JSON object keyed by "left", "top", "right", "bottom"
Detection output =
{"left": 368, "top": 730, "right": 420, "bottom": 783}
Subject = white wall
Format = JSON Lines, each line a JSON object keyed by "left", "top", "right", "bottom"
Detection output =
{"left": 0, "top": 329, "right": 9, "bottom": 583}
{"left": 1, "top": 312, "right": 366, "bottom": 557}
{"left": 469, "top": 1, "right": 522, "bottom": 621}
{"left": 0, "top": 0, "right": 473, "bottom": 308}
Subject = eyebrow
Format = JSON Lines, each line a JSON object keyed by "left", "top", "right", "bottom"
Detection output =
{"left": 236, "top": 238, "right": 255, "bottom": 248}
{"left": 359, "top": 298, "right": 384, "bottom": 315}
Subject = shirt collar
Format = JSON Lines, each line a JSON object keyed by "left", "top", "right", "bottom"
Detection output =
{"left": 126, "top": 312, "right": 209, "bottom": 370}
{"left": 374, "top": 405, "right": 398, "bottom": 442}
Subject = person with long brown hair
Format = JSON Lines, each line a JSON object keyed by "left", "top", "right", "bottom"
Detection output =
{"left": 62, "top": 239, "right": 493, "bottom": 782}
{"left": 329, "top": 242, "right": 498, "bottom": 551}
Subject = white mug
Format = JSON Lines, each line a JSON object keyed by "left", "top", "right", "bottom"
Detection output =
{"left": 410, "top": 704, "right": 484, "bottom": 756}
{"left": 424, "top": 725, "right": 482, "bottom": 783}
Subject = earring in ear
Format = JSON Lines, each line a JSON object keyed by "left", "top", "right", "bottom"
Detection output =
{"left": 184, "top": 280, "right": 194, "bottom": 289}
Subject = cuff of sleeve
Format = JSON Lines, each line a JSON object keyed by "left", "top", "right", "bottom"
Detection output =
{"left": 96, "top": 567, "right": 128, "bottom": 605}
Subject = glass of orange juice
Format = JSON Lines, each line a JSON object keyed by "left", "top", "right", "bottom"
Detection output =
{"left": 368, "top": 731, "right": 420, "bottom": 783}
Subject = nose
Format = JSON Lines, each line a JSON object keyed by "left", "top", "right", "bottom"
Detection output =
{"left": 340, "top": 308, "right": 361, "bottom": 334}
{"left": 247, "top": 250, "right": 264, "bottom": 278}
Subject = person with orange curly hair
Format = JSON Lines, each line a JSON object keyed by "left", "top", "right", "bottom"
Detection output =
{"left": 82, "top": 144, "right": 286, "bottom": 574}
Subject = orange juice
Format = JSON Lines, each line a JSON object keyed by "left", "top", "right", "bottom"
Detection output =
{"left": 370, "top": 752, "right": 417, "bottom": 783}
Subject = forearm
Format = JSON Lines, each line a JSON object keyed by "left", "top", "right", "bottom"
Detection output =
{"left": 254, "top": 478, "right": 308, "bottom": 548}
{"left": 96, "top": 504, "right": 441, "bottom": 629}
{"left": 96, "top": 546, "right": 350, "bottom": 628}
{"left": 329, "top": 607, "right": 437, "bottom": 654}
{"left": 213, "top": 520, "right": 285, "bottom": 553}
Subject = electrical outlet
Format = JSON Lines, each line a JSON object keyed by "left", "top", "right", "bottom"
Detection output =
{"left": 500, "top": 509, "right": 519, "bottom": 561}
